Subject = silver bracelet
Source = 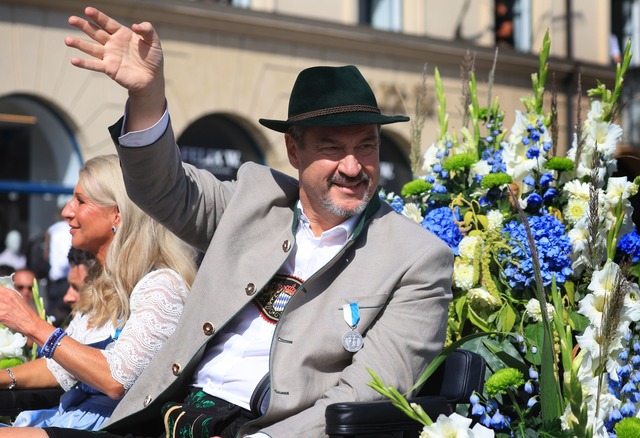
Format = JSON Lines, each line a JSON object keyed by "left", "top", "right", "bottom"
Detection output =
{"left": 5, "top": 368, "right": 16, "bottom": 389}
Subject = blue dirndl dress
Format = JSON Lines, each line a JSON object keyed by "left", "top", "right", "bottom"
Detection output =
{"left": 10, "top": 336, "right": 120, "bottom": 430}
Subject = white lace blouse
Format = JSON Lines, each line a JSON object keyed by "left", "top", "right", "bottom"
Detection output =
{"left": 46, "top": 268, "right": 188, "bottom": 392}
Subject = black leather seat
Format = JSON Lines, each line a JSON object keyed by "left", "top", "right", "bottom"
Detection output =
{"left": 325, "top": 349, "right": 486, "bottom": 438}
{"left": 0, "top": 388, "right": 64, "bottom": 418}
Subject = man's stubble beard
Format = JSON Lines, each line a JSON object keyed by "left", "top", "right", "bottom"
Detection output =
{"left": 321, "top": 173, "right": 374, "bottom": 218}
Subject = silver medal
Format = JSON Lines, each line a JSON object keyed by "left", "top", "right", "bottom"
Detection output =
{"left": 342, "top": 329, "right": 364, "bottom": 352}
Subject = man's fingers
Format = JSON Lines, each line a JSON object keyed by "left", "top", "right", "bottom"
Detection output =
{"left": 69, "top": 56, "right": 107, "bottom": 74}
{"left": 68, "top": 15, "right": 114, "bottom": 46}
{"left": 131, "top": 21, "right": 159, "bottom": 46}
{"left": 64, "top": 37, "right": 105, "bottom": 62}
{"left": 83, "top": 6, "right": 123, "bottom": 36}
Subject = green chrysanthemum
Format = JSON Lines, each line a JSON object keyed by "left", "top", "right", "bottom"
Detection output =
{"left": 480, "top": 172, "right": 512, "bottom": 189}
{"left": 484, "top": 368, "right": 524, "bottom": 397}
{"left": 442, "top": 153, "right": 477, "bottom": 171}
{"left": 544, "top": 157, "right": 574, "bottom": 172}
{"left": 401, "top": 179, "right": 432, "bottom": 198}
{"left": 614, "top": 417, "right": 640, "bottom": 438}
{"left": 0, "top": 357, "right": 23, "bottom": 368}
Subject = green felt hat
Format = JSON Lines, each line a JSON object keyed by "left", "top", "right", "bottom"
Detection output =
{"left": 259, "top": 65, "right": 410, "bottom": 133}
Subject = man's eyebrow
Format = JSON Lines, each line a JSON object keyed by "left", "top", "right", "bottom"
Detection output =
{"left": 316, "top": 135, "right": 379, "bottom": 144}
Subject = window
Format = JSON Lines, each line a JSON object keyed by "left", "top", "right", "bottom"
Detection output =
{"left": 611, "top": 0, "right": 640, "bottom": 66}
{"left": 495, "top": 0, "right": 531, "bottom": 52}
{"left": 359, "top": 0, "right": 402, "bottom": 32}
{"left": 209, "top": 0, "right": 250, "bottom": 7}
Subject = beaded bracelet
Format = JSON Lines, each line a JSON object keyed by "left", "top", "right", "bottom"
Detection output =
{"left": 5, "top": 368, "right": 16, "bottom": 389}
{"left": 41, "top": 328, "right": 67, "bottom": 359}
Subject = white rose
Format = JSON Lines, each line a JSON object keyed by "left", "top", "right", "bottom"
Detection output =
{"left": 0, "top": 329, "right": 26, "bottom": 359}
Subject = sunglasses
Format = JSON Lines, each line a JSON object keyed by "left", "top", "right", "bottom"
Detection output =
{"left": 15, "top": 285, "right": 33, "bottom": 292}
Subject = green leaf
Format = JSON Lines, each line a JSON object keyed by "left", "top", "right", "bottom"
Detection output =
{"left": 464, "top": 210, "right": 474, "bottom": 227}
{"left": 467, "top": 305, "right": 493, "bottom": 332}
{"left": 482, "top": 337, "right": 529, "bottom": 374}
{"left": 498, "top": 303, "right": 517, "bottom": 333}
{"left": 523, "top": 321, "right": 544, "bottom": 366}
{"left": 455, "top": 294, "right": 468, "bottom": 320}
{"left": 569, "top": 311, "right": 589, "bottom": 333}
{"left": 408, "top": 331, "right": 502, "bottom": 393}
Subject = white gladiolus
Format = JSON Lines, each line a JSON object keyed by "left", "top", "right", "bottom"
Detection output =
{"left": 419, "top": 413, "right": 494, "bottom": 438}
{"left": 403, "top": 203, "right": 424, "bottom": 224}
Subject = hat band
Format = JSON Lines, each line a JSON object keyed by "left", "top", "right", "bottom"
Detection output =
{"left": 287, "top": 105, "right": 381, "bottom": 122}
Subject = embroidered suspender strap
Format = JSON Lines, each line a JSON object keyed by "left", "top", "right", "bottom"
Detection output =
{"left": 250, "top": 373, "right": 270, "bottom": 417}
{"left": 162, "top": 389, "right": 257, "bottom": 438}
{"left": 41, "top": 328, "right": 67, "bottom": 359}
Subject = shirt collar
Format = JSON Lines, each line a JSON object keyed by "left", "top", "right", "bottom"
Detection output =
{"left": 296, "top": 201, "right": 361, "bottom": 243}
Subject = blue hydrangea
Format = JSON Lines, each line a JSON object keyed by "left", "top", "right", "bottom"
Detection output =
{"left": 421, "top": 207, "right": 463, "bottom": 255}
{"left": 500, "top": 215, "right": 573, "bottom": 289}
{"left": 618, "top": 229, "right": 640, "bottom": 262}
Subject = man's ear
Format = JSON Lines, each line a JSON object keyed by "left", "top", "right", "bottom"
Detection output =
{"left": 285, "top": 133, "right": 300, "bottom": 170}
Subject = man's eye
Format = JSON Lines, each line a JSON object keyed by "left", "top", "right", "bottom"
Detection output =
{"left": 358, "top": 145, "right": 376, "bottom": 154}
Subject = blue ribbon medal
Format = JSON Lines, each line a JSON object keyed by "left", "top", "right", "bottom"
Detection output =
{"left": 342, "top": 302, "right": 364, "bottom": 352}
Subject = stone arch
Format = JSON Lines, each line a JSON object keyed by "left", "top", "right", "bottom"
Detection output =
{"left": 177, "top": 113, "right": 266, "bottom": 181}
{"left": 0, "top": 93, "right": 81, "bottom": 270}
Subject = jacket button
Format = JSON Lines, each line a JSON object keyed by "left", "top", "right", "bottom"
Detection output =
{"left": 245, "top": 283, "right": 256, "bottom": 295}
{"left": 282, "top": 240, "right": 292, "bottom": 252}
{"left": 143, "top": 395, "right": 152, "bottom": 407}
{"left": 202, "top": 322, "right": 215, "bottom": 335}
{"left": 172, "top": 363, "right": 181, "bottom": 376}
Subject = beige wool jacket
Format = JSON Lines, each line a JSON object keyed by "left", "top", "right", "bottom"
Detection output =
{"left": 102, "top": 119, "right": 453, "bottom": 437}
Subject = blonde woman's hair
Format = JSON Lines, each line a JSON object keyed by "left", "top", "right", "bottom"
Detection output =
{"left": 76, "top": 154, "right": 197, "bottom": 328}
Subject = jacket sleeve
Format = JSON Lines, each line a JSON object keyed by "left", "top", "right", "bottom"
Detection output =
{"left": 108, "top": 117, "right": 236, "bottom": 252}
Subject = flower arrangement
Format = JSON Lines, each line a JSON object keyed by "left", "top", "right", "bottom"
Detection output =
{"left": 371, "top": 32, "right": 640, "bottom": 438}
{"left": 0, "top": 275, "right": 28, "bottom": 367}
